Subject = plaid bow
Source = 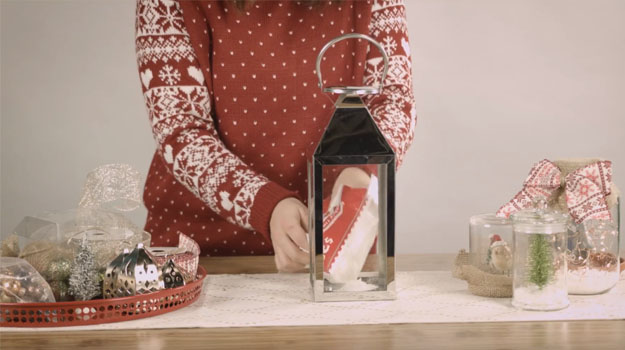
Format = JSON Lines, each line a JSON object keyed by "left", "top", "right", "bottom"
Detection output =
{"left": 496, "top": 159, "right": 612, "bottom": 224}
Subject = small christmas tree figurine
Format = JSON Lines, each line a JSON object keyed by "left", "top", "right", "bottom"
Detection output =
{"left": 527, "top": 234, "right": 553, "bottom": 289}
{"left": 68, "top": 239, "right": 101, "bottom": 301}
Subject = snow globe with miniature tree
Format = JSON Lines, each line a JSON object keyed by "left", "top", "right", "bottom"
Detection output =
{"left": 498, "top": 159, "right": 621, "bottom": 295}
{"left": 511, "top": 198, "right": 569, "bottom": 311}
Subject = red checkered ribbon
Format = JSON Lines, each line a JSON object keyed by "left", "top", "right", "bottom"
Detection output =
{"left": 149, "top": 233, "right": 200, "bottom": 277}
{"left": 496, "top": 159, "right": 612, "bottom": 224}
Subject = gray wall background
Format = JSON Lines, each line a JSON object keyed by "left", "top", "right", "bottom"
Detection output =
{"left": 2, "top": 0, "right": 624, "bottom": 254}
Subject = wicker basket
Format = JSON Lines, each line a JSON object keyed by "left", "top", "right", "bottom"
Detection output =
{"left": 0, "top": 266, "right": 207, "bottom": 327}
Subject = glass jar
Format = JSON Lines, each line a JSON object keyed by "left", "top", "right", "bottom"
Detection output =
{"left": 469, "top": 214, "right": 513, "bottom": 275}
{"left": 511, "top": 208, "right": 569, "bottom": 311}
{"left": 567, "top": 218, "right": 620, "bottom": 294}
{"left": 551, "top": 159, "right": 621, "bottom": 294}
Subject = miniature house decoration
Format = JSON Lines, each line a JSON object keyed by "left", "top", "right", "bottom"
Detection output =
{"left": 103, "top": 243, "right": 163, "bottom": 299}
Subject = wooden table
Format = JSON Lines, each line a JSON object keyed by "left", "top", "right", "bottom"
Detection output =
{"left": 1, "top": 254, "right": 624, "bottom": 350}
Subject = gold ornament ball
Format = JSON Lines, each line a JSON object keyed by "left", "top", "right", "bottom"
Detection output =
{"left": 44, "top": 258, "right": 73, "bottom": 281}
{"left": 10, "top": 281, "right": 21, "bottom": 293}
{"left": 0, "top": 292, "right": 14, "bottom": 303}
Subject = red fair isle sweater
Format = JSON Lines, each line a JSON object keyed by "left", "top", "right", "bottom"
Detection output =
{"left": 135, "top": 0, "right": 416, "bottom": 256}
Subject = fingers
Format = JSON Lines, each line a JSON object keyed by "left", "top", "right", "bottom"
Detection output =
{"left": 280, "top": 227, "right": 309, "bottom": 266}
{"left": 269, "top": 198, "right": 311, "bottom": 273}
{"left": 285, "top": 200, "right": 310, "bottom": 257}
{"left": 287, "top": 227, "right": 308, "bottom": 256}
{"left": 274, "top": 251, "right": 289, "bottom": 272}
{"left": 297, "top": 204, "right": 309, "bottom": 234}
{"left": 275, "top": 251, "right": 294, "bottom": 273}
{"left": 295, "top": 201, "right": 310, "bottom": 253}
{"left": 274, "top": 249, "right": 306, "bottom": 273}
{"left": 286, "top": 223, "right": 309, "bottom": 256}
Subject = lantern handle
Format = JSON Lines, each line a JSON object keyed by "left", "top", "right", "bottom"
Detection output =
{"left": 316, "top": 33, "right": 389, "bottom": 94}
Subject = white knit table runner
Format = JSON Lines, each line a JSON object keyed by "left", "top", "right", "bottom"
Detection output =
{"left": 6, "top": 271, "right": 625, "bottom": 331}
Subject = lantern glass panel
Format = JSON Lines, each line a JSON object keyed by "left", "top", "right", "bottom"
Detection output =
{"left": 308, "top": 110, "right": 396, "bottom": 301}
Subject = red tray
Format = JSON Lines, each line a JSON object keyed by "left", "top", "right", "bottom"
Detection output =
{"left": 0, "top": 266, "right": 207, "bottom": 328}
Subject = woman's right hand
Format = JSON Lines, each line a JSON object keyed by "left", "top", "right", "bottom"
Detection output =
{"left": 269, "top": 197, "right": 309, "bottom": 272}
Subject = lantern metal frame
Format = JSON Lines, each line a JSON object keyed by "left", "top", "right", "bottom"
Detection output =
{"left": 309, "top": 33, "right": 396, "bottom": 302}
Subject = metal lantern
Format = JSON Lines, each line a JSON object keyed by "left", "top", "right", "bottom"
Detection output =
{"left": 103, "top": 243, "right": 163, "bottom": 299}
{"left": 309, "top": 33, "right": 395, "bottom": 302}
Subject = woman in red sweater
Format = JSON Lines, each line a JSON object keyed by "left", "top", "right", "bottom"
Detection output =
{"left": 135, "top": 0, "right": 416, "bottom": 271}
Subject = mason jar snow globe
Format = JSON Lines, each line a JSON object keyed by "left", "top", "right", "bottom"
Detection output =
{"left": 557, "top": 159, "right": 621, "bottom": 295}
{"left": 567, "top": 219, "right": 620, "bottom": 294}
{"left": 469, "top": 214, "right": 513, "bottom": 275}
{"left": 511, "top": 201, "right": 569, "bottom": 311}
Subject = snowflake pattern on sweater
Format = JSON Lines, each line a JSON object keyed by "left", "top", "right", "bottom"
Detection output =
{"left": 135, "top": 0, "right": 415, "bottom": 255}
{"left": 365, "top": 0, "right": 416, "bottom": 167}
{"left": 136, "top": 0, "right": 269, "bottom": 231}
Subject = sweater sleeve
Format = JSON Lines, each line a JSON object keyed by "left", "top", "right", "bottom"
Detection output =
{"left": 135, "top": 0, "right": 295, "bottom": 240}
{"left": 363, "top": 0, "right": 417, "bottom": 169}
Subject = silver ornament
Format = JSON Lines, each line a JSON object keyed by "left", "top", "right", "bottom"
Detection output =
{"left": 103, "top": 243, "right": 163, "bottom": 298}
{"left": 161, "top": 259, "right": 185, "bottom": 289}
